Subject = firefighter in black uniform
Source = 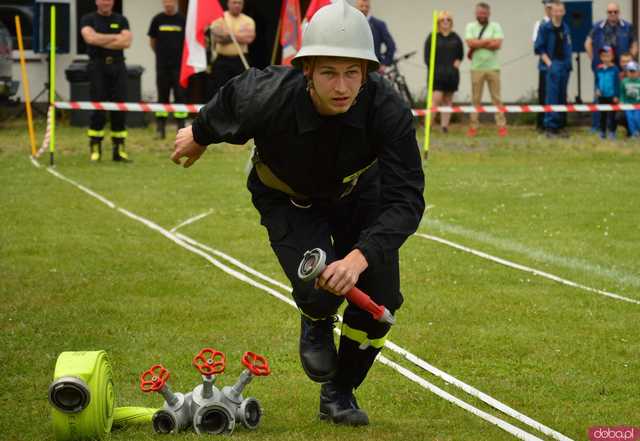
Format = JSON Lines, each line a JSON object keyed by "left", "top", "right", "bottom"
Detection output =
{"left": 171, "top": 1, "right": 424, "bottom": 427}
{"left": 80, "top": 0, "right": 132, "bottom": 162}
{"left": 148, "top": 0, "right": 187, "bottom": 139}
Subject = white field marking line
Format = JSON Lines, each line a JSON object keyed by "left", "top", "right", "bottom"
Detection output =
{"left": 174, "top": 231, "right": 572, "bottom": 441}
{"left": 169, "top": 210, "right": 214, "bottom": 233}
{"left": 38, "top": 164, "right": 550, "bottom": 441}
{"left": 416, "top": 233, "right": 640, "bottom": 306}
{"left": 423, "top": 219, "right": 640, "bottom": 289}
{"left": 375, "top": 354, "right": 545, "bottom": 441}
{"left": 30, "top": 156, "right": 41, "bottom": 168}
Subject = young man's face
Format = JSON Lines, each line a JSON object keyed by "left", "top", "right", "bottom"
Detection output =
{"left": 551, "top": 5, "right": 565, "bottom": 21}
{"left": 96, "top": 0, "right": 114, "bottom": 15}
{"left": 305, "top": 57, "right": 364, "bottom": 116}
{"left": 355, "top": 0, "right": 370, "bottom": 16}
{"left": 228, "top": 0, "right": 243, "bottom": 16}
{"left": 163, "top": 0, "right": 178, "bottom": 15}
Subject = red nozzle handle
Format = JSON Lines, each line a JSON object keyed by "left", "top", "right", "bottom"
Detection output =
{"left": 140, "top": 364, "right": 170, "bottom": 392}
{"left": 346, "top": 287, "right": 386, "bottom": 321}
{"left": 193, "top": 348, "right": 226, "bottom": 376}
{"left": 241, "top": 351, "right": 271, "bottom": 376}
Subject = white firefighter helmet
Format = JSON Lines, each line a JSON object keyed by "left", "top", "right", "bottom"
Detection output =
{"left": 291, "top": 0, "right": 379, "bottom": 70}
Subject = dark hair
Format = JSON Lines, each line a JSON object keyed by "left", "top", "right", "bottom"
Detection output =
{"left": 476, "top": 2, "right": 490, "bottom": 10}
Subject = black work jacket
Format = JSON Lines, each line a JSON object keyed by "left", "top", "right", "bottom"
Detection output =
{"left": 191, "top": 66, "right": 425, "bottom": 268}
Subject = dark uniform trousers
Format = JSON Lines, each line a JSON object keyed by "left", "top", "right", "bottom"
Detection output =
{"left": 247, "top": 165, "right": 403, "bottom": 390}
{"left": 88, "top": 59, "right": 127, "bottom": 141}
{"left": 208, "top": 55, "right": 246, "bottom": 101}
{"left": 156, "top": 65, "right": 187, "bottom": 120}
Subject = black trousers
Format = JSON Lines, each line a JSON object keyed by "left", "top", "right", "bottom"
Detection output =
{"left": 207, "top": 55, "right": 245, "bottom": 101}
{"left": 247, "top": 166, "right": 403, "bottom": 389}
{"left": 598, "top": 96, "right": 618, "bottom": 133}
{"left": 88, "top": 60, "right": 127, "bottom": 139}
{"left": 156, "top": 65, "right": 186, "bottom": 116}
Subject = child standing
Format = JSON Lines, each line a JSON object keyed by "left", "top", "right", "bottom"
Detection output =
{"left": 618, "top": 53, "right": 633, "bottom": 137}
{"left": 620, "top": 61, "right": 640, "bottom": 137}
{"left": 595, "top": 46, "right": 620, "bottom": 139}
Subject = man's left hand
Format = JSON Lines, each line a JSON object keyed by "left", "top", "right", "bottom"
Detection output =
{"left": 316, "top": 249, "right": 368, "bottom": 296}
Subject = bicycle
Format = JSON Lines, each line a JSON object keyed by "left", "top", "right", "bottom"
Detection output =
{"left": 381, "top": 50, "right": 416, "bottom": 107}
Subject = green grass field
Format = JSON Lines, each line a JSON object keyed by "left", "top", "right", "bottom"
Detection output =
{"left": 1, "top": 118, "right": 638, "bottom": 441}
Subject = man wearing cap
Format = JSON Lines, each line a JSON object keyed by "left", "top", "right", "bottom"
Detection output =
{"left": 171, "top": 0, "right": 424, "bottom": 426}
{"left": 535, "top": 1, "right": 572, "bottom": 138}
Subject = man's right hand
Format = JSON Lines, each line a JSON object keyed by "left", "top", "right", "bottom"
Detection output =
{"left": 171, "top": 125, "right": 206, "bottom": 168}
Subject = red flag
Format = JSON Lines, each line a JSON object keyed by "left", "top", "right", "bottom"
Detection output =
{"left": 303, "top": 0, "right": 333, "bottom": 23}
{"left": 280, "top": 0, "right": 301, "bottom": 65}
{"left": 179, "top": 0, "right": 224, "bottom": 88}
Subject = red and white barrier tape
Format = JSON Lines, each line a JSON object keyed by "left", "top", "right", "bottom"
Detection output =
{"left": 36, "top": 105, "right": 53, "bottom": 158}
{"left": 54, "top": 100, "right": 640, "bottom": 115}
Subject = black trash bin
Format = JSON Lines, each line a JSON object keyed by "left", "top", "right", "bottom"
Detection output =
{"left": 65, "top": 60, "right": 147, "bottom": 127}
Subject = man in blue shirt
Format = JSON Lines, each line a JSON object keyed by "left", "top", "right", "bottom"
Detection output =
{"left": 535, "top": 0, "right": 573, "bottom": 137}
{"left": 355, "top": 0, "right": 396, "bottom": 69}
{"left": 584, "top": 2, "right": 637, "bottom": 130}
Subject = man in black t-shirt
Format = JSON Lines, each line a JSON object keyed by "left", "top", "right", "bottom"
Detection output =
{"left": 148, "top": 0, "right": 187, "bottom": 139}
{"left": 80, "top": 0, "right": 132, "bottom": 162}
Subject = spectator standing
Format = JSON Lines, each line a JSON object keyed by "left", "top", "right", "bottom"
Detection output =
{"left": 617, "top": 52, "right": 633, "bottom": 136}
{"left": 424, "top": 11, "right": 464, "bottom": 133}
{"left": 533, "top": 0, "right": 553, "bottom": 131}
{"left": 355, "top": 0, "right": 396, "bottom": 69}
{"left": 148, "top": 0, "right": 187, "bottom": 139}
{"left": 620, "top": 61, "right": 640, "bottom": 137}
{"left": 80, "top": 0, "right": 132, "bottom": 162}
{"left": 465, "top": 2, "right": 507, "bottom": 137}
{"left": 535, "top": 0, "right": 572, "bottom": 138}
{"left": 595, "top": 46, "right": 620, "bottom": 139}
{"left": 585, "top": 2, "right": 638, "bottom": 131}
{"left": 207, "top": 0, "right": 255, "bottom": 100}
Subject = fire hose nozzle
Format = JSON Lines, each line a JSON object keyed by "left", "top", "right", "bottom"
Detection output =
{"left": 298, "top": 248, "right": 396, "bottom": 325}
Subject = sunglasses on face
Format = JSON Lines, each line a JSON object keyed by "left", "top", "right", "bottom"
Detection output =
{"left": 607, "top": 10, "right": 619, "bottom": 14}
{"left": 440, "top": 18, "right": 452, "bottom": 22}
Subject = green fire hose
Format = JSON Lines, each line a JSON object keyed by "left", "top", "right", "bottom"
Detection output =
{"left": 48, "top": 351, "right": 157, "bottom": 441}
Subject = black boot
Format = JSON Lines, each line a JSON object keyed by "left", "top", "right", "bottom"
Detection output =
{"left": 319, "top": 381, "right": 369, "bottom": 426}
{"left": 299, "top": 315, "right": 338, "bottom": 383}
{"left": 89, "top": 139, "right": 102, "bottom": 162}
{"left": 155, "top": 118, "right": 166, "bottom": 139}
{"left": 112, "top": 140, "right": 131, "bottom": 162}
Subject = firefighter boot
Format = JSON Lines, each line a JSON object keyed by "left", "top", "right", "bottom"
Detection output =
{"left": 319, "top": 381, "right": 369, "bottom": 426}
{"left": 89, "top": 139, "right": 102, "bottom": 162}
{"left": 155, "top": 117, "right": 166, "bottom": 140}
{"left": 299, "top": 315, "right": 338, "bottom": 383}
{"left": 112, "top": 139, "right": 131, "bottom": 162}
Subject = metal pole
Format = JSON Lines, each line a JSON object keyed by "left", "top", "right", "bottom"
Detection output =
{"left": 15, "top": 15, "right": 37, "bottom": 157}
{"left": 49, "top": 5, "right": 56, "bottom": 166}
{"left": 423, "top": 11, "right": 438, "bottom": 159}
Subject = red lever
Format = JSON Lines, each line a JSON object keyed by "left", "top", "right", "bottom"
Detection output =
{"left": 241, "top": 351, "right": 271, "bottom": 376}
{"left": 140, "top": 364, "right": 170, "bottom": 392}
{"left": 193, "top": 348, "right": 226, "bottom": 376}
{"left": 346, "top": 287, "right": 386, "bottom": 321}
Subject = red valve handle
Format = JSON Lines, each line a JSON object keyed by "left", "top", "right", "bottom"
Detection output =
{"left": 241, "top": 351, "right": 271, "bottom": 376}
{"left": 140, "top": 364, "right": 170, "bottom": 392}
{"left": 193, "top": 348, "right": 226, "bottom": 376}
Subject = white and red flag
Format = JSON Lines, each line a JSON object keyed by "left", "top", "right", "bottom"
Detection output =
{"left": 179, "top": 0, "right": 224, "bottom": 88}
{"left": 303, "top": 0, "right": 334, "bottom": 23}
{"left": 280, "top": 0, "right": 302, "bottom": 65}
